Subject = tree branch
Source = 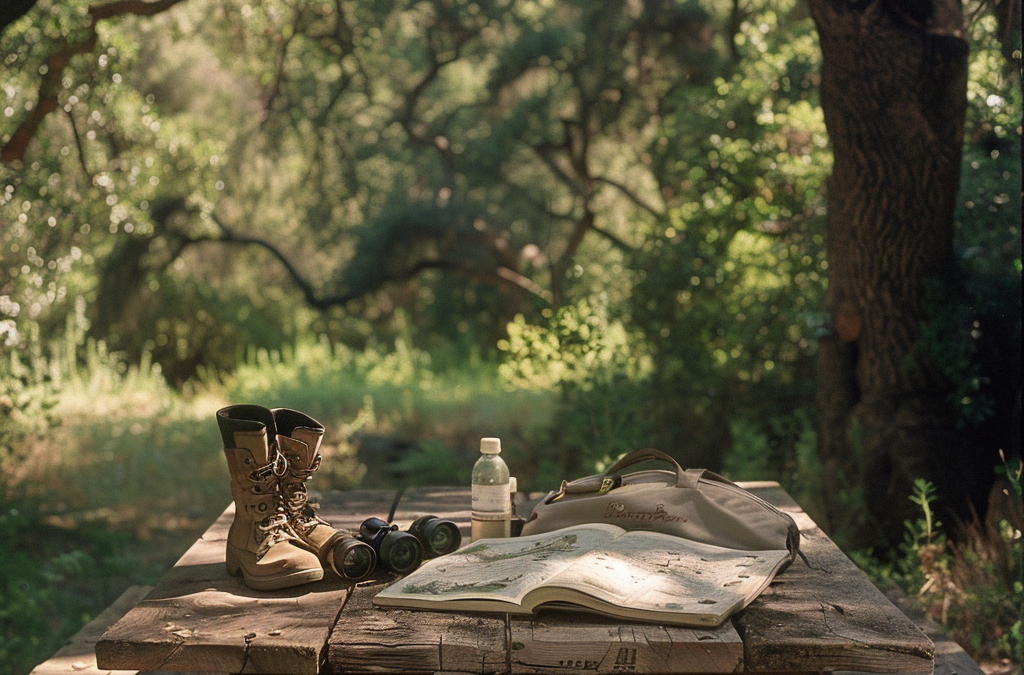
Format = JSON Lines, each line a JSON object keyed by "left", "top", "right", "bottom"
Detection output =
{"left": 1, "top": 0, "right": 189, "bottom": 165}
{"left": 588, "top": 222, "right": 634, "bottom": 253}
{"left": 1, "top": 33, "right": 96, "bottom": 164}
{"left": 89, "top": 0, "right": 188, "bottom": 20}
{"left": 593, "top": 175, "right": 662, "bottom": 218}
{"left": 260, "top": 8, "right": 302, "bottom": 126}
{"left": 206, "top": 213, "right": 550, "bottom": 310}
{"left": 66, "top": 109, "right": 91, "bottom": 175}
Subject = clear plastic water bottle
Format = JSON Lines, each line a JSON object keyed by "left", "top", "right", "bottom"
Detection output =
{"left": 471, "top": 437, "right": 511, "bottom": 541}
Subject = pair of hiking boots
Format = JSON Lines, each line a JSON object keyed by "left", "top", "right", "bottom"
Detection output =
{"left": 217, "top": 405, "right": 375, "bottom": 590}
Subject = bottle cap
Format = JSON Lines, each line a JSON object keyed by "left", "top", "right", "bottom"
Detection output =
{"left": 480, "top": 437, "right": 501, "bottom": 454}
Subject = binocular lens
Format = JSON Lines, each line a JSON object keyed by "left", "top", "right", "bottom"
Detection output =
{"left": 421, "top": 519, "right": 461, "bottom": 556}
{"left": 340, "top": 543, "right": 375, "bottom": 580}
{"left": 379, "top": 531, "right": 423, "bottom": 575}
{"left": 359, "top": 517, "right": 424, "bottom": 574}
{"left": 409, "top": 515, "right": 462, "bottom": 557}
{"left": 331, "top": 537, "right": 376, "bottom": 580}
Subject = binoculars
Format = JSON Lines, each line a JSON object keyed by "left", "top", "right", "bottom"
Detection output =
{"left": 357, "top": 515, "right": 462, "bottom": 575}
{"left": 408, "top": 515, "right": 462, "bottom": 557}
{"left": 326, "top": 533, "right": 378, "bottom": 581}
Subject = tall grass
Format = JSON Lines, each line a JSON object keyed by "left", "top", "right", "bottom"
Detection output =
{"left": 216, "top": 336, "right": 556, "bottom": 489}
{"left": 855, "top": 471, "right": 1023, "bottom": 667}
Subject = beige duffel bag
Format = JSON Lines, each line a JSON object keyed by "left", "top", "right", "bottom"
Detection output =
{"left": 521, "top": 449, "right": 800, "bottom": 559}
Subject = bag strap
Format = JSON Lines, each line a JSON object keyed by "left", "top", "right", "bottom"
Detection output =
{"left": 604, "top": 448, "right": 704, "bottom": 489}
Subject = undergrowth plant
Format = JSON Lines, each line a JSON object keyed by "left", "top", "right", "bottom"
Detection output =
{"left": 864, "top": 463, "right": 1023, "bottom": 665}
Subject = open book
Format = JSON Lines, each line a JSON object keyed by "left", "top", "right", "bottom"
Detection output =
{"left": 374, "top": 523, "right": 791, "bottom": 627}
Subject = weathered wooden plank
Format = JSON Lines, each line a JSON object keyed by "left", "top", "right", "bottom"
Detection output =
{"left": 735, "top": 486, "right": 934, "bottom": 673}
{"left": 331, "top": 486, "right": 745, "bottom": 674}
{"left": 28, "top": 584, "right": 227, "bottom": 675}
{"left": 835, "top": 585, "right": 984, "bottom": 675}
{"left": 96, "top": 490, "right": 394, "bottom": 675}
{"left": 509, "top": 612, "right": 743, "bottom": 674}
{"left": 329, "top": 581, "right": 508, "bottom": 674}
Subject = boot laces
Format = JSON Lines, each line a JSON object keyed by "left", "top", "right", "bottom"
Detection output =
{"left": 283, "top": 482, "right": 329, "bottom": 533}
{"left": 249, "top": 445, "right": 289, "bottom": 481}
{"left": 254, "top": 511, "right": 301, "bottom": 559}
{"left": 281, "top": 454, "right": 328, "bottom": 534}
{"left": 249, "top": 445, "right": 301, "bottom": 560}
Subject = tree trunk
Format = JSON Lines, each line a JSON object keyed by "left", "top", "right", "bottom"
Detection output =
{"left": 810, "top": 0, "right": 969, "bottom": 547}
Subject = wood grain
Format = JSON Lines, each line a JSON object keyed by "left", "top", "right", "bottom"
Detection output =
{"left": 31, "top": 585, "right": 154, "bottom": 675}
{"left": 735, "top": 485, "right": 934, "bottom": 673}
{"left": 329, "top": 581, "right": 507, "bottom": 674}
{"left": 29, "top": 584, "right": 226, "bottom": 675}
{"left": 96, "top": 490, "right": 395, "bottom": 675}
{"left": 509, "top": 612, "right": 743, "bottom": 674}
{"left": 88, "top": 483, "right": 940, "bottom": 675}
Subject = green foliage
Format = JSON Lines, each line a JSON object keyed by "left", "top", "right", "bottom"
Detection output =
{"left": 0, "top": 493, "right": 116, "bottom": 675}
{"left": 857, "top": 472, "right": 1023, "bottom": 664}
{"left": 622, "top": 2, "right": 827, "bottom": 469}
{"left": 499, "top": 295, "right": 655, "bottom": 471}
{"left": 996, "top": 452, "right": 1024, "bottom": 660}
{"left": 389, "top": 439, "right": 473, "bottom": 487}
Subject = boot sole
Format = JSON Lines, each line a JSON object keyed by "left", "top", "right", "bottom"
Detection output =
{"left": 231, "top": 566, "right": 324, "bottom": 591}
{"left": 226, "top": 548, "right": 324, "bottom": 590}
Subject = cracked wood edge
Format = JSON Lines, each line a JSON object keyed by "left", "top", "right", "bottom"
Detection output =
{"left": 328, "top": 581, "right": 508, "bottom": 674}
{"left": 95, "top": 490, "right": 396, "bottom": 675}
{"left": 734, "top": 485, "right": 934, "bottom": 673}
{"left": 508, "top": 613, "right": 743, "bottom": 674}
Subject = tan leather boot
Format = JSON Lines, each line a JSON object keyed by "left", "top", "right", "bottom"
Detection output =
{"left": 217, "top": 405, "right": 324, "bottom": 590}
{"left": 274, "top": 408, "right": 376, "bottom": 580}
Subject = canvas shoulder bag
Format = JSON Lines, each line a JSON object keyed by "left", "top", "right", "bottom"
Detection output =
{"left": 521, "top": 448, "right": 800, "bottom": 559}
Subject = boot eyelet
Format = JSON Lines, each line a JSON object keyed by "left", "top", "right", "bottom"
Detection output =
{"left": 253, "top": 486, "right": 261, "bottom": 493}
{"left": 257, "top": 502, "right": 268, "bottom": 512}
{"left": 243, "top": 458, "right": 251, "bottom": 465}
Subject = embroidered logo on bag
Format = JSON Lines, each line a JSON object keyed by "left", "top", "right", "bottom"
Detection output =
{"left": 603, "top": 502, "right": 687, "bottom": 523}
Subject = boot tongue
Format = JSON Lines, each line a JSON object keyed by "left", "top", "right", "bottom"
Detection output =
{"left": 247, "top": 428, "right": 275, "bottom": 466}
{"left": 278, "top": 434, "right": 317, "bottom": 469}
{"left": 272, "top": 408, "right": 325, "bottom": 468}
{"left": 291, "top": 426, "right": 324, "bottom": 455}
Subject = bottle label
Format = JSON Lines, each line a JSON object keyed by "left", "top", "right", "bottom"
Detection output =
{"left": 472, "top": 484, "right": 510, "bottom": 518}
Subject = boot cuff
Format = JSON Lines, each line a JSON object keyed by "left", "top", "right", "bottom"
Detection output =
{"left": 217, "top": 405, "right": 276, "bottom": 448}
{"left": 273, "top": 408, "right": 325, "bottom": 436}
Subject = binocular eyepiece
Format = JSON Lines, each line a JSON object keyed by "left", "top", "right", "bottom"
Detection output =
{"left": 357, "top": 515, "right": 462, "bottom": 575}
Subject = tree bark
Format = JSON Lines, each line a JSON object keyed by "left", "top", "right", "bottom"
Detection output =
{"left": 810, "top": 0, "right": 969, "bottom": 547}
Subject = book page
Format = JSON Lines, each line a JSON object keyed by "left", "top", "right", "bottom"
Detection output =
{"left": 375, "top": 524, "right": 623, "bottom": 607}
{"left": 543, "top": 531, "right": 790, "bottom": 617}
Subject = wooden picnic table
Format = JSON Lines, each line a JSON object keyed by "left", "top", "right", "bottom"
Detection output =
{"left": 91, "top": 483, "right": 936, "bottom": 675}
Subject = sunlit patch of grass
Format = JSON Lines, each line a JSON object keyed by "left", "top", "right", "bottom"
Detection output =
{"left": 217, "top": 338, "right": 556, "bottom": 490}
{"left": 15, "top": 341, "right": 230, "bottom": 536}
